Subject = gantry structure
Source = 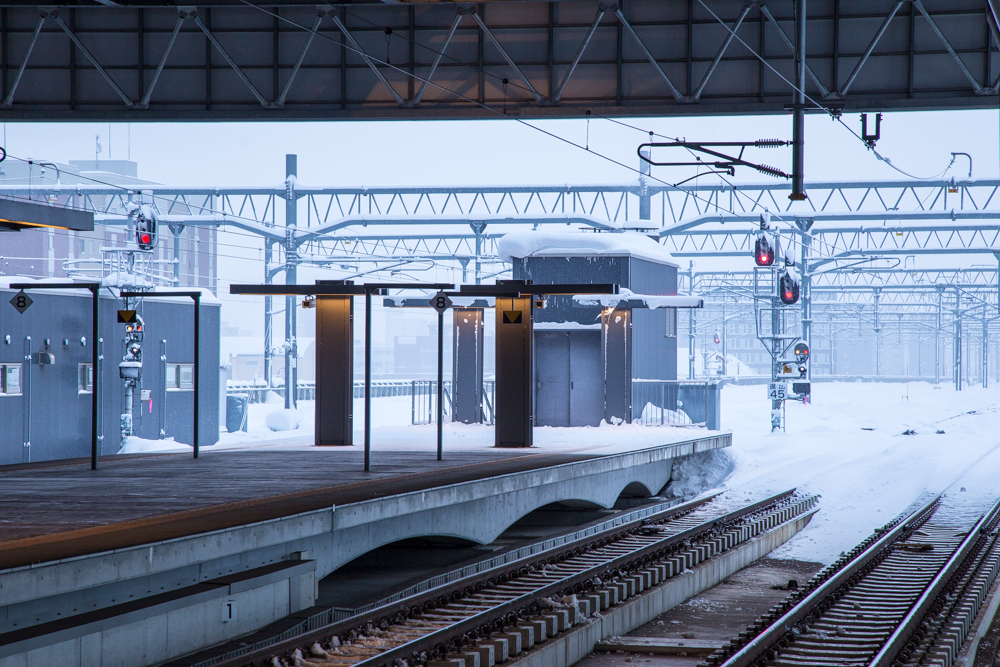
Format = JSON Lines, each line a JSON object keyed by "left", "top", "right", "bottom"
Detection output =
{"left": 0, "top": 1, "right": 994, "bottom": 120}
{"left": 1, "top": 160, "right": 998, "bottom": 388}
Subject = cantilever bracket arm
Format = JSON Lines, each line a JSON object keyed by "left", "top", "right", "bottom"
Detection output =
{"left": 639, "top": 141, "right": 792, "bottom": 179}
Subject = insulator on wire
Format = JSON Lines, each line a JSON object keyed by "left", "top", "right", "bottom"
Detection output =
{"left": 754, "top": 139, "right": 788, "bottom": 148}
{"left": 754, "top": 163, "right": 790, "bottom": 178}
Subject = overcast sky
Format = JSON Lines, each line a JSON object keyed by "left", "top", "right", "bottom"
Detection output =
{"left": 3, "top": 108, "right": 995, "bottom": 187}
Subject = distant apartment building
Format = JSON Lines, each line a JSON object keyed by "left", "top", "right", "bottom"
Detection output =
{"left": 0, "top": 159, "right": 216, "bottom": 292}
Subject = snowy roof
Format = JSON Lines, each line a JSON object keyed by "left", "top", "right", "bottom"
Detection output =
{"left": 534, "top": 321, "right": 601, "bottom": 330}
{"left": 498, "top": 230, "right": 677, "bottom": 267}
{"left": 573, "top": 288, "right": 703, "bottom": 309}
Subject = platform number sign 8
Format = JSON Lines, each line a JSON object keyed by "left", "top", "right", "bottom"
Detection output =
{"left": 767, "top": 383, "right": 787, "bottom": 401}
{"left": 9, "top": 290, "right": 33, "bottom": 314}
{"left": 430, "top": 291, "right": 452, "bottom": 314}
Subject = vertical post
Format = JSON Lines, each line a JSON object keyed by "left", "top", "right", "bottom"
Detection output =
{"left": 935, "top": 288, "right": 942, "bottom": 383}
{"left": 874, "top": 289, "right": 881, "bottom": 376}
{"left": 437, "top": 307, "right": 444, "bottom": 460}
{"left": 193, "top": 292, "right": 200, "bottom": 458}
{"left": 170, "top": 224, "right": 183, "bottom": 287}
{"left": 983, "top": 306, "right": 989, "bottom": 389}
{"left": 264, "top": 239, "right": 272, "bottom": 388}
{"left": 689, "top": 307, "right": 696, "bottom": 379}
{"left": 639, "top": 147, "right": 651, "bottom": 221}
{"left": 799, "top": 219, "right": 812, "bottom": 386}
{"left": 364, "top": 288, "right": 372, "bottom": 472}
{"left": 789, "top": 0, "right": 807, "bottom": 201}
{"left": 955, "top": 288, "right": 962, "bottom": 391}
{"left": 471, "top": 222, "right": 487, "bottom": 285}
{"left": 771, "top": 285, "right": 781, "bottom": 431}
{"left": 284, "top": 154, "right": 298, "bottom": 410}
{"left": 721, "top": 302, "right": 727, "bottom": 376}
{"left": 91, "top": 285, "right": 100, "bottom": 470}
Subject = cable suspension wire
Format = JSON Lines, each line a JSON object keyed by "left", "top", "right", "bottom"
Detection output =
{"left": 695, "top": 0, "right": 965, "bottom": 181}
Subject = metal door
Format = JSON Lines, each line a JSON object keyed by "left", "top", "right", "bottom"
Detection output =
{"left": 535, "top": 331, "right": 570, "bottom": 427}
{"left": 569, "top": 331, "right": 603, "bottom": 427}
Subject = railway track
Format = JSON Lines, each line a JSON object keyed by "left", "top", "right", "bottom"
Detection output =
{"left": 193, "top": 490, "right": 817, "bottom": 667}
{"left": 706, "top": 493, "right": 1000, "bottom": 667}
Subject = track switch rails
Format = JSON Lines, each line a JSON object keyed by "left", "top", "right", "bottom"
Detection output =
{"left": 225, "top": 491, "right": 818, "bottom": 667}
{"left": 708, "top": 495, "right": 1000, "bottom": 667}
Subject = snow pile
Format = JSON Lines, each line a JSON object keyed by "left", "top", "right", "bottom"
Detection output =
{"left": 573, "top": 287, "right": 702, "bottom": 309}
{"left": 663, "top": 449, "right": 735, "bottom": 499}
{"left": 102, "top": 272, "right": 155, "bottom": 288}
{"left": 498, "top": 230, "right": 677, "bottom": 265}
{"left": 265, "top": 408, "right": 302, "bottom": 431}
{"left": 638, "top": 402, "right": 693, "bottom": 425}
{"left": 118, "top": 436, "right": 190, "bottom": 454}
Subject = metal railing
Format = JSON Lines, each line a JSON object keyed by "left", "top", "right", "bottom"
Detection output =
{"left": 411, "top": 380, "right": 452, "bottom": 425}
{"left": 631, "top": 380, "right": 718, "bottom": 427}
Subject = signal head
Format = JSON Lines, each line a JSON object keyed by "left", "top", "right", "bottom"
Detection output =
{"left": 778, "top": 270, "right": 800, "bottom": 304}
{"left": 754, "top": 235, "right": 775, "bottom": 267}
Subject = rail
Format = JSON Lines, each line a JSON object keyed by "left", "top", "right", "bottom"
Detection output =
{"left": 187, "top": 489, "right": 817, "bottom": 667}
{"left": 713, "top": 493, "right": 1000, "bottom": 667}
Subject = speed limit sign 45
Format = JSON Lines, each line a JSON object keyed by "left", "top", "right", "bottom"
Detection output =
{"left": 768, "top": 383, "right": 787, "bottom": 401}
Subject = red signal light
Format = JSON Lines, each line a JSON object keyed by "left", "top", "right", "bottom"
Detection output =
{"left": 754, "top": 235, "right": 775, "bottom": 267}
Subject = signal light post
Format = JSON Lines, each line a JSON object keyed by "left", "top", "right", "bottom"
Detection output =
{"left": 752, "top": 213, "right": 810, "bottom": 431}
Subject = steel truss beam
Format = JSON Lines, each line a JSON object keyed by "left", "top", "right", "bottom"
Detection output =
{"left": 0, "top": 1, "right": 995, "bottom": 120}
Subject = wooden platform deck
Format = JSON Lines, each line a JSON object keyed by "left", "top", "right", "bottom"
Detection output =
{"left": 0, "top": 447, "right": 613, "bottom": 570}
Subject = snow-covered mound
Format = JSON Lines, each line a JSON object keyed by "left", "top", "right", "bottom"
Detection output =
{"left": 118, "top": 436, "right": 190, "bottom": 454}
{"left": 265, "top": 409, "right": 302, "bottom": 431}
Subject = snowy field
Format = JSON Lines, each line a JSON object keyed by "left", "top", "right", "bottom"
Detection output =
{"left": 122, "top": 381, "right": 1000, "bottom": 565}
{"left": 719, "top": 382, "right": 1000, "bottom": 564}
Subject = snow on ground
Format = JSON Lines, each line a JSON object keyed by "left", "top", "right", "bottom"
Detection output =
{"left": 119, "top": 436, "right": 190, "bottom": 454}
{"left": 210, "top": 393, "right": 710, "bottom": 455}
{"left": 716, "top": 381, "right": 1000, "bottom": 564}
{"left": 195, "top": 381, "right": 1000, "bottom": 565}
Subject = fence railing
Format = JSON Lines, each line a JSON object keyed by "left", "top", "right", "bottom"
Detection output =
{"left": 228, "top": 379, "right": 497, "bottom": 426}
{"left": 229, "top": 378, "right": 719, "bottom": 429}
{"left": 631, "top": 380, "right": 720, "bottom": 429}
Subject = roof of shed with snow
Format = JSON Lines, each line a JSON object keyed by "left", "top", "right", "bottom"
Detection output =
{"left": 498, "top": 231, "right": 677, "bottom": 267}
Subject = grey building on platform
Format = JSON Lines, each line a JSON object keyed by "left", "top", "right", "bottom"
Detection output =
{"left": 0, "top": 285, "right": 220, "bottom": 464}
{"left": 507, "top": 232, "right": 679, "bottom": 427}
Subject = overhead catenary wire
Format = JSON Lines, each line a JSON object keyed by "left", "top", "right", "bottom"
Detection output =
{"left": 694, "top": 0, "right": 964, "bottom": 181}
{"left": 227, "top": 0, "right": 846, "bottom": 266}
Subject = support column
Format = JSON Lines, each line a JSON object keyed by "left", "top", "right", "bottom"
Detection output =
{"left": 935, "top": 287, "right": 942, "bottom": 384}
{"left": 169, "top": 223, "right": 184, "bottom": 287}
{"left": 639, "top": 147, "right": 651, "bottom": 221}
{"left": 471, "top": 222, "right": 487, "bottom": 285}
{"left": 264, "top": 240, "right": 273, "bottom": 387}
{"left": 689, "top": 307, "right": 696, "bottom": 380}
{"left": 453, "top": 307, "right": 485, "bottom": 424}
{"left": 284, "top": 154, "right": 298, "bottom": 410}
{"left": 874, "top": 289, "right": 881, "bottom": 377}
{"left": 798, "top": 219, "right": 812, "bottom": 388}
{"left": 495, "top": 295, "right": 532, "bottom": 447}
{"left": 789, "top": 0, "right": 807, "bottom": 201}
{"left": 983, "top": 307, "right": 989, "bottom": 389}
{"left": 315, "top": 293, "right": 353, "bottom": 446}
{"left": 603, "top": 307, "right": 632, "bottom": 424}
{"left": 955, "top": 288, "right": 962, "bottom": 391}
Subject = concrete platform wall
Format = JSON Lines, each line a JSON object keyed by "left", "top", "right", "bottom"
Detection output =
{"left": 0, "top": 435, "right": 729, "bottom": 667}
